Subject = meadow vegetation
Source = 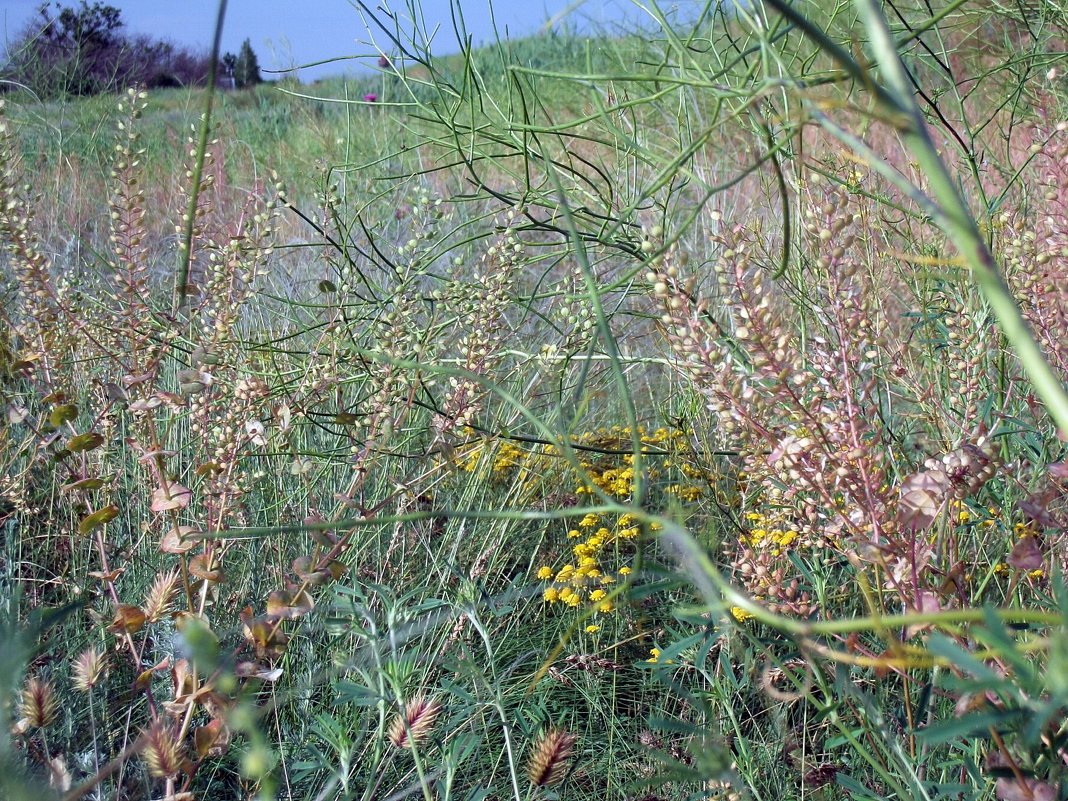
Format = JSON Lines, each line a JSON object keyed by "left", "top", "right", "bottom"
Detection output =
{"left": 1, "top": 1, "right": 1068, "bottom": 800}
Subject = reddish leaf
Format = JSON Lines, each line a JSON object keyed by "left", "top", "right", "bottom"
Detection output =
{"left": 1009, "top": 537, "right": 1044, "bottom": 571}
{"left": 151, "top": 483, "right": 192, "bottom": 513}
{"left": 898, "top": 470, "right": 950, "bottom": 532}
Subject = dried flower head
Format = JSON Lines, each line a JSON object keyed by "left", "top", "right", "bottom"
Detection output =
{"left": 387, "top": 696, "right": 441, "bottom": 749}
{"left": 144, "top": 569, "right": 180, "bottom": 623}
{"left": 19, "top": 675, "right": 58, "bottom": 729}
{"left": 526, "top": 728, "right": 577, "bottom": 787}
{"left": 142, "top": 721, "right": 184, "bottom": 778}
{"left": 72, "top": 647, "right": 108, "bottom": 693}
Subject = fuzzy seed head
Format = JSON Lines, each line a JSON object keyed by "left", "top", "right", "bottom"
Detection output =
{"left": 72, "top": 647, "right": 107, "bottom": 693}
{"left": 144, "top": 569, "right": 180, "bottom": 623}
{"left": 142, "top": 722, "right": 184, "bottom": 778}
{"left": 20, "top": 676, "right": 58, "bottom": 729}
{"left": 388, "top": 696, "right": 441, "bottom": 749}
{"left": 526, "top": 729, "right": 577, "bottom": 787}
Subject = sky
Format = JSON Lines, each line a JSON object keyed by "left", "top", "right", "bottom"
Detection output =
{"left": 0, "top": 0, "right": 656, "bottom": 82}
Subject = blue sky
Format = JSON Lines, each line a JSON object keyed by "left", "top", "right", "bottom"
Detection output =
{"left": 0, "top": 0, "right": 655, "bottom": 82}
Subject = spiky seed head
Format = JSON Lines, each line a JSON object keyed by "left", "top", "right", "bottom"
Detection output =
{"left": 19, "top": 676, "right": 58, "bottom": 729}
{"left": 72, "top": 647, "right": 107, "bottom": 693}
{"left": 144, "top": 569, "right": 179, "bottom": 623}
{"left": 526, "top": 729, "right": 577, "bottom": 787}
{"left": 142, "top": 722, "right": 184, "bottom": 778}
{"left": 387, "top": 696, "right": 441, "bottom": 749}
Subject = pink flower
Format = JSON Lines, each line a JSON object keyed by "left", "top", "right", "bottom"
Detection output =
{"left": 363, "top": 93, "right": 378, "bottom": 103}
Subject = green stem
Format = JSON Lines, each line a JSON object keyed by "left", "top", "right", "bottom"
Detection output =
{"left": 172, "top": 0, "right": 228, "bottom": 314}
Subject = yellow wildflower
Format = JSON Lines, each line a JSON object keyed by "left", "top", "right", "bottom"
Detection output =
{"left": 730, "top": 606, "right": 754, "bottom": 622}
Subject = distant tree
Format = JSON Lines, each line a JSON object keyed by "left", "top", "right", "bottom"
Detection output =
{"left": 233, "top": 39, "right": 261, "bottom": 89}
{"left": 3, "top": 1, "right": 125, "bottom": 95}
{"left": 1, "top": 2, "right": 215, "bottom": 97}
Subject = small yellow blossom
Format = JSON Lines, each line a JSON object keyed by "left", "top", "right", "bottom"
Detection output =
{"left": 537, "top": 566, "right": 553, "bottom": 580}
{"left": 543, "top": 587, "right": 559, "bottom": 603}
{"left": 589, "top": 589, "right": 607, "bottom": 602}
{"left": 585, "top": 625, "right": 600, "bottom": 633}
{"left": 646, "top": 647, "right": 674, "bottom": 665}
{"left": 730, "top": 606, "right": 754, "bottom": 622}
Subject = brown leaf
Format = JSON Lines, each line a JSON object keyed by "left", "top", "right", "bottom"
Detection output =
{"left": 160, "top": 525, "right": 200, "bottom": 554}
{"left": 129, "top": 396, "right": 162, "bottom": 412}
{"left": 109, "top": 605, "right": 146, "bottom": 634}
{"left": 995, "top": 778, "right": 1057, "bottom": 801}
{"left": 88, "top": 567, "right": 126, "bottom": 582}
{"left": 266, "top": 588, "right": 314, "bottom": 619}
{"left": 897, "top": 470, "right": 950, "bottom": 532}
{"left": 1018, "top": 492, "right": 1059, "bottom": 529}
{"left": 188, "top": 554, "right": 224, "bottom": 583}
{"left": 151, "top": 483, "right": 192, "bottom": 513}
{"left": 194, "top": 718, "right": 231, "bottom": 758}
{"left": 1009, "top": 537, "right": 1044, "bottom": 572}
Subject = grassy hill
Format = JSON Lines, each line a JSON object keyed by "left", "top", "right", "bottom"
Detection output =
{"left": 1, "top": 5, "right": 1068, "bottom": 801}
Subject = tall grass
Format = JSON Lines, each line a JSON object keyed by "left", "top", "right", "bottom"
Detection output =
{"left": 1, "top": 2, "right": 1067, "bottom": 800}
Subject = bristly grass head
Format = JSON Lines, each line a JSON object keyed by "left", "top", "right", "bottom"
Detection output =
{"left": 526, "top": 729, "right": 577, "bottom": 787}
{"left": 71, "top": 647, "right": 107, "bottom": 693}
{"left": 19, "top": 676, "right": 57, "bottom": 730}
{"left": 142, "top": 721, "right": 184, "bottom": 779}
{"left": 387, "top": 696, "right": 442, "bottom": 750}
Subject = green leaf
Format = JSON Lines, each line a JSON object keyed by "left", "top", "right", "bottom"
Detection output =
{"left": 915, "top": 709, "right": 1019, "bottom": 747}
{"left": 62, "top": 477, "right": 106, "bottom": 492}
{"left": 67, "top": 432, "right": 105, "bottom": 452}
{"left": 79, "top": 505, "right": 119, "bottom": 534}
{"left": 48, "top": 403, "right": 78, "bottom": 428}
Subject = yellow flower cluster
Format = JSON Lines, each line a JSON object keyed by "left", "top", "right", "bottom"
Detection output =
{"left": 453, "top": 425, "right": 714, "bottom": 618}
{"left": 538, "top": 510, "right": 646, "bottom": 613}
{"left": 742, "top": 511, "right": 801, "bottom": 557}
{"left": 573, "top": 426, "right": 698, "bottom": 499}
{"left": 730, "top": 606, "right": 755, "bottom": 622}
{"left": 949, "top": 500, "right": 999, "bottom": 528}
{"left": 456, "top": 437, "right": 527, "bottom": 475}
